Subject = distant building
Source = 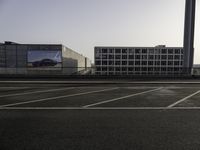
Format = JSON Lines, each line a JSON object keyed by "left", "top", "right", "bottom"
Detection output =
{"left": 0, "top": 41, "right": 91, "bottom": 75}
{"left": 94, "top": 45, "right": 185, "bottom": 76}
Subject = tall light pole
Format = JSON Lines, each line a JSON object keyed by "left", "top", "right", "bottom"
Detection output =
{"left": 183, "top": 0, "right": 196, "bottom": 74}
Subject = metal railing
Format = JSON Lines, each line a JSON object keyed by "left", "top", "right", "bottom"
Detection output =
{"left": 0, "top": 67, "right": 197, "bottom": 77}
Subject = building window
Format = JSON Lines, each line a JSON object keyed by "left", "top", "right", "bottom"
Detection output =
{"left": 135, "top": 67, "right": 140, "bottom": 71}
{"left": 135, "top": 55, "right": 141, "bottom": 59}
{"left": 95, "top": 61, "right": 101, "bottom": 65}
{"left": 175, "top": 55, "right": 180, "bottom": 59}
{"left": 129, "top": 55, "right": 134, "bottom": 59}
{"left": 148, "top": 68, "right": 153, "bottom": 71}
{"left": 148, "top": 61, "right": 153, "bottom": 66}
{"left": 116, "top": 67, "right": 120, "bottom": 71}
{"left": 109, "top": 49, "right": 113, "bottom": 53}
{"left": 142, "top": 61, "right": 147, "bottom": 65}
{"left": 109, "top": 67, "right": 114, "bottom": 71}
{"left": 102, "top": 55, "right": 107, "bottom": 59}
{"left": 174, "top": 61, "right": 180, "bottom": 65}
{"left": 142, "top": 55, "right": 147, "bottom": 59}
{"left": 122, "top": 55, "right": 127, "bottom": 59}
{"left": 168, "top": 55, "right": 173, "bottom": 60}
{"left": 161, "top": 68, "right": 167, "bottom": 71}
{"left": 142, "top": 49, "right": 147, "bottom": 53}
{"left": 115, "top": 55, "right": 121, "bottom": 59}
{"left": 161, "top": 49, "right": 167, "bottom": 54}
{"left": 135, "top": 49, "right": 141, "bottom": 54}
{"left": 168, "top": 49, "right": 173, "bottom": 54}
{"left": 129, "top": 61, "right": 134, "bottom": 65}
{"left": 155, "top": 68, "right": 160, "bottom": 71}
{"left": 155, "top": 49, "right": 160, "bottom": 54}
{"left": 161, "top": 55, "right": 167, "bottom": 60}
{"left": 155, "top": 55, "right": 160, "bottom": 59}
{"left": 96, "top": 67, "right": 101, "bottom": 71}
{"left": 129, "top": 49, "right": 134, "bottom": 54}
{"left": 122, "top": 67, "right": 127, "bottom": 71}
{"left": 109, "top": 55, "right": 114, "bottom": 59}
{"left": 135, "top": 61, "right": 140, "bottom": 65}
{"left": 168, "top": 61, "right": 173, "bottom": 66}
{"left": 142, "top": 67, "right": 147, "bottom": 71}
{"left": 102, "top": 67, "right": 107, "bottom": 71}
{"left": 102, "top": 61, "right": 107, "bottom": 65}
{"left": 115, "top": 49, "right": 121, "bottom": 53}
{"left": 115, "top": 61, "right": 120, "bottom": 65}
{"left": 128, "top": 67, "right": 134, "bottom": 71}
{"left": 181, "top": 49, "right": 183, "bottom": 54}
{"left": 149, "top": 49, "right": 154, "bottom": 54}
{"left": 122, "top": 61, "right": 127, "bottom": 65}
{"left": 149, "top": 55, "right": 154, "bottom": 59}
{"left": 122, "top": 49, "right": 127, "bottom": 53}
{"left": 175, "top": 49, "right": 180, "bottom": 54}
{"left": 102, "top": 49, "right": 108, "bottom": 53}
{"left": 161, "top": 61, "right": 166, "bottom": 65}
{"left": 109, "top": 61, "right": 114, "bottom": 65}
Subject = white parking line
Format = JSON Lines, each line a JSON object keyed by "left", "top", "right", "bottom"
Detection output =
{"left": 0, "top": 87, "right": 118, "bottom": 107}
{"left": 0, "top": 87, "right": 75, "bottom": 98}
{"left": 167, "top": 90, "right": 200, "bottom": 108}
{"left": 2, "top": 106, "right": 200, "bottom": 110}
{"left": 82, "top": 87, "right": 162, "bottom": 108}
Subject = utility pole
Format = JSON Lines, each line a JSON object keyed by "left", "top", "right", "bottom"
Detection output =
{"left": 183, "top": 0, "right": 196, "bottom": 74}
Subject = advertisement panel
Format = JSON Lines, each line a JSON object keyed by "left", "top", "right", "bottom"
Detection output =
{"left": 27, "top": 50, "right": 62, "bottom": 70}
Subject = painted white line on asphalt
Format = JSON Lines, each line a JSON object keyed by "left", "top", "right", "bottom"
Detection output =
{"left": 167, "top": 90, "right": 200, "bottom": 108}
{"left": 82, "top": 87, "right": 162, "bottom": 108}
{"left": 2, "top": 107, "right": 200, "bottom": 110}
{"left": 0, "top": 87, "right": 119, "bottom": 107}
{"left": 0, "top": 87, "right": 75, "bottom": 98}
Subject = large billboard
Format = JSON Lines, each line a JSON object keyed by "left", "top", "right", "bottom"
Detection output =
{"left": 27, "top": 50, "right": 62, "bottom": 70}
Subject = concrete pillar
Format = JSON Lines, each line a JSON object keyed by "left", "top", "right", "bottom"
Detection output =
{"left": 183, "top": 0, "right": 196, "bottom": 74}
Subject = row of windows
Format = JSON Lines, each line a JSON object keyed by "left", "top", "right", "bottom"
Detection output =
{"left": 96, "top": 61, "right": 183, "bottom": 66}
{"left": 96, "top": 55, "right": 183, "bottom": 60}
{"left": 96, "top": 72, "right": 184, "bottom": 75}
{"left": 96, "top": 67, "right": 183, "bottom": 72}
{"left": 96, "top": 48, "right": 183, "bottom": 54}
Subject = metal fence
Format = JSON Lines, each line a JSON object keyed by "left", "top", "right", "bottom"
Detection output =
{"left": 0, "top": 67, "right": 198, "bottom": 77}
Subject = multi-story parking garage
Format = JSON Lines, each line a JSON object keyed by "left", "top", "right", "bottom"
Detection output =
{"left": 95, "top": 45, "right": 184, "bottom": 75}
{"left": 0, "top": 41, "right": 91, "bottom": 75}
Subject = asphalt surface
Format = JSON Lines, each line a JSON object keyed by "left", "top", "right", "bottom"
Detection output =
{"left": 1, "top": 81, "right": 200, "bottom": 150}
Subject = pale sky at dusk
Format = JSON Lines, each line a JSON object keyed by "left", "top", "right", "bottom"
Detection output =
{"left": 0, "top": 0, "right": 200, "bottom": 64}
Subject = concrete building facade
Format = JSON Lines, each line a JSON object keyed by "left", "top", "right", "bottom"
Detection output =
{"left": 0, "top": 41, "right": 91, "bottom": 75}
{"left": 95, "top": 46, "right": 184, "bottom": 75}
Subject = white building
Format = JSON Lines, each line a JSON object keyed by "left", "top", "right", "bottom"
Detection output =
{"left": 95, "top": 45, "right": 184, "bottom": 76}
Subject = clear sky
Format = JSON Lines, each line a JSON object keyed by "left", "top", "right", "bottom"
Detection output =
{"left": 0, "top": 0, "right": 200, "bottom": 64}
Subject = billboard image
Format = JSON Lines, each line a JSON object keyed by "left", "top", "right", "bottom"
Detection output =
{"left": 27, "top": 50, "right": 62, "bottom": 70}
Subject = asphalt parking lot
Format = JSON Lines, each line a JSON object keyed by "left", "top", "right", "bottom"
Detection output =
{"left": 1, "top": 80, "right": 200, "bottom": 150}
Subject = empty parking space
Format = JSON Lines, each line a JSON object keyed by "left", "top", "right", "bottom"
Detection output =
{"left": 85, "top": 88, "right": 199, "bottom": 108}
{"left": 16, "top": 88, "right": 154, "bottom": 107}
{"left": 0, "top": 84, "right": 199, "bottom": 108}
{"left": 0, "top": 87, "right": 118, "bottom": 107}
{"left": 173, "top": 90, "right": 200, "bottom": 107}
